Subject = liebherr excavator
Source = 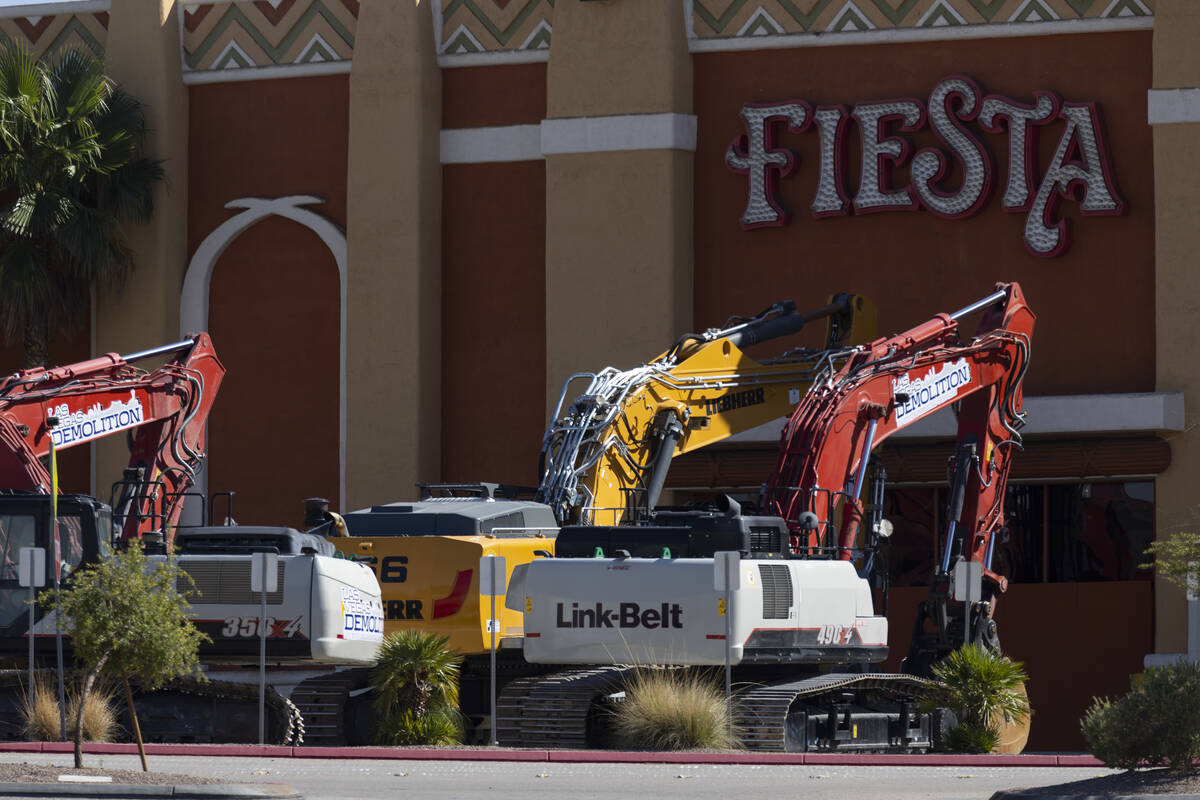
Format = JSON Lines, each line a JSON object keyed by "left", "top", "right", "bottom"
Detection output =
{"left": 497, "top": 283, "right": 1034, "bottom": 753}
{"left": 0, "top": 336, "right": 382, "bottom": 744}
{"left": 535, "top": 293, "right": 877, "bottom": 526}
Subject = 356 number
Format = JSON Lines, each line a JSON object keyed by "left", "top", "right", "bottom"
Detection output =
{"left": 221, "top": 616, "right": 303, "bottom": 638}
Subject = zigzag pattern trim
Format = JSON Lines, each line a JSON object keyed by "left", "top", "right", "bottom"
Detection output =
{"left": 439, "top": 0, "right": 553, "bottom": 54}
{"left": 0, "top": 13, "right": 107, "bottom": 59}
{"left": 182, "top": 0, "right": 356, "bottom": 74}
{"left": 692, "top": 0, "right": 1153, "bottom": 37}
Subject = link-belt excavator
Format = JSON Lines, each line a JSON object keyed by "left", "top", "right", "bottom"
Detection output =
{"left": 496, "top": 283, "right": 1034, "bottom": 753}
{"left": 315, "top": 295, "right": 880, "bottom": 739}
{"left": 0, "top": 336, "right": 382, "bottom": 744}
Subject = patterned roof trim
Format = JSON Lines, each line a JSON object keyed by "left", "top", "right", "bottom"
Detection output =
{"left": 436, "top": 0, "right": 554, "bottom": 57}
{"left": 181, "top": 0, "right": 357, "bottom": 83}
{"left": 692, "top": 0, "right": 1153, "bottom": 40}
{"left": 0, "top": 9, "right": 107, "bottom": 59}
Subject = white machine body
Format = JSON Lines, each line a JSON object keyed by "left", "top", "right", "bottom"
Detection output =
{"left": 158, "top": 553, "right": 384, "bottom": 665}
{"left": 515, "top": 557, "right": 888, "bottom": 666}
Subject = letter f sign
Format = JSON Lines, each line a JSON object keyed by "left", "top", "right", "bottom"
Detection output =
{"left": 726, "top": 102, "right": 811, "bottom": 229}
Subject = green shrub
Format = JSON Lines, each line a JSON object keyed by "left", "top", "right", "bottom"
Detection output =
{"left": 370, "top": 631, "right": 464, "bottom": 746}
{"left": 374, "top": 707, "right": 463, "bottom": 746}
{"left": 923, "top": 644, "right": 1030, "bottom": 753}
{"left": 1082, "top": 661, "right": 1200, "bottom": 772}
{"left": 610, "top": 668, "right": 737, "bottom": 751}
{"left": 942, "top": 720, "right": 1000, "bottom": 754}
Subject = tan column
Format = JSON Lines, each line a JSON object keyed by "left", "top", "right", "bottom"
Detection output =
{"left": 1152, "top": 0, "right": 1200, "bottom": 655}
{"left": 345, "top": 0, "right": 441, "bottom": 509}
{"left": 95, "top": 0, "right": 189, "bottom": 496}
{"left": 544, "top": 1, "right": 693, "bottom": 414}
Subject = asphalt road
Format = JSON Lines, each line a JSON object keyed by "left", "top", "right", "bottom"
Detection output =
{"left": 0, "top": 752, "right": 1120, "bottom": 800}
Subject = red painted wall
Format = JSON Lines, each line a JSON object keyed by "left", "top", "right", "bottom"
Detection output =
{"left": 189, "top": 76, "right": 347, "bottom": 525}
{"left": 885, "top": 582, "right": 1152, "bottom": 752}
{"left": 441, "top": 65, "right": 548, "bottom": 487}
{"left": 442, "top": 63, "right": 548, "bottom": 128}
{"left": 694, "top": 31, "right": 1154, "bottom": 396}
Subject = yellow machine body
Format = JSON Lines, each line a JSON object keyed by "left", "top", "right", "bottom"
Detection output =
{"left": 329, "top": 494, "right": 557, "bottom": 656}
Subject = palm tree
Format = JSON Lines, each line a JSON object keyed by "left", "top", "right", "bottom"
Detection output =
{"left": 0, "top": 43, "right": 163, "bottom": 367}
{"left": 370, "top": 630, "right": 464, "bottom": 745}
{"left": 924, "top": 643, "right": 1031, "bottom": 753}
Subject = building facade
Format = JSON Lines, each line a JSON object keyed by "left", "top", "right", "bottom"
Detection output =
{"left": 7, "top": 0, "right": 1198, "bottom": 750}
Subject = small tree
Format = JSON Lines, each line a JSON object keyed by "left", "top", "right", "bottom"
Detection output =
{"left": 923, "top": 643, "right": 1030, "bottom": 753}
{"left": 39, "top": 545, "right": 208, "bottom": 769}
{"left": 370, "top": 630, "right": 464, "bottom": 746}
{"left": 1143, "top": 532, "right": 1200, "bottom": 594}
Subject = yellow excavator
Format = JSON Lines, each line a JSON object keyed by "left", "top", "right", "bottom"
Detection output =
{"left": 536, "top": 293, "right": 877, "bottom": 527}
{"left": 305, "top": 294, "right": 877, "bottom": 742}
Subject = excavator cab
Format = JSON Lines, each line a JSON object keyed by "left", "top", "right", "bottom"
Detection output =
{"left": 0, "top": 493, "right": 108, "bottom": 653}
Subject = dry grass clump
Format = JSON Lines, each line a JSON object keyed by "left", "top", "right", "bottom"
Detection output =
{"left": 21, "top": 677, "right": 119, "bottom": 743}
{"left": 610, "top": 668, "right": 739, "bottom": 751}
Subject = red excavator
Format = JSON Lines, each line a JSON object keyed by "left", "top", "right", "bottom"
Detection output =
{"left": 763, "top": 282, "right": 1034, "bottom": 672}
{"left": 0, "top": 336, "right": 383, "bottom": 744}
{"left": 499, "top": 283, "right": 1035, "bottom": 752}
{"left": 0, "top": 334, "right": 224, "bottom": 611}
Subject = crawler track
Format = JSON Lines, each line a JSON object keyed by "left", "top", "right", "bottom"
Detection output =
{"left": 291, "top": 669, "right": 371, "bottom": 746}
{"left": 495, "top": 667, "right": 634, "bottom": 748}
{"left": 734, "top": 672, "right": 932, "bottom": 752}
{"left": 496, "top": 668, "right": 932, "bottom": 752}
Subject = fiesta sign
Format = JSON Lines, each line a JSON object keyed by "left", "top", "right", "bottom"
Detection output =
{"left": 725, "top": 75, "right": 1126, "bottom": 257}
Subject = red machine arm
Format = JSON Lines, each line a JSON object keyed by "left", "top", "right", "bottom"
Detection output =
{"left": 0, "top": 334, "right": 225, "bottom": 547}
{"left": 764, "top": 283, "right": 1035, "bottom": 604}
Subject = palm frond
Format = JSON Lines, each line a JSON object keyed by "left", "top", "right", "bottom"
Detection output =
{"left": 0, "top": 45, "right": 162, "bottom": 365}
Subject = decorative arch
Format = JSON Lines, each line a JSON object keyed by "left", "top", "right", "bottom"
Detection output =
{"left": 181, "top": 196, "right": 348, "bottom": 512}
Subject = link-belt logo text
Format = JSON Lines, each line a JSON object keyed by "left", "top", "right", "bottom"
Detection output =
{"left": 704, "top": 387, "right": 765, "bottom": 416}
{"left": 556, "top": 601, "right": 683, "bottom": 629}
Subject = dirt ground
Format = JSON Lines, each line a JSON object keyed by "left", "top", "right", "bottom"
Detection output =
{"left": 1014, "top": 768, "right": 1200, "bottom": 796}
{"left": 0, "top": 761, "right": 230, "bottom": 785}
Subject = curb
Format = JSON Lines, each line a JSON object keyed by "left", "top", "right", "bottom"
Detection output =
{"left": 0, "top": 782, "right": 299, "bottom": 799}
{"left": 0, "top": 743, "right": 1107, "bottom": 768}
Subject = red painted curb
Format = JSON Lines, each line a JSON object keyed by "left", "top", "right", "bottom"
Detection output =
{"left": 0, "top": 743, "right": 42, "bottom": 753}
{"left": 1054, "top": 755, "right": 1106, "bottom": 767}
{"left": 141, "top": 745, "right": 294, "bottom": 759}
{"left": 290, "top": 747, "right": 550, "bottom": 762}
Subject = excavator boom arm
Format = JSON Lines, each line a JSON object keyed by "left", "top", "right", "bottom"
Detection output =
{"left": 0, "top": 334, "right": 225, "bottom": 546}
{"left": 764, "top": 283, "right": 1034, "bottom": 597}
{"left": 536, "top": 294, "right": 878, "bottom": 526}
